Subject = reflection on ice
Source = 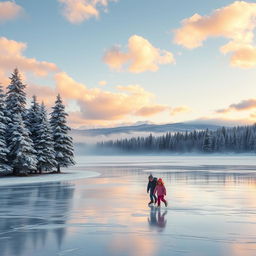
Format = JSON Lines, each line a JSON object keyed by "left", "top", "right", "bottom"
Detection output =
{"left": 148, "top": 206, "right": 167, "bottom": 232}
{"left": 0, "top": 183, "right": 75, "bottom": 256}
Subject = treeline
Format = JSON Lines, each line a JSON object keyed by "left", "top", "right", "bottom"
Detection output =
{"left": 0, "top": 68, "right": 74, "bottom": 175}
{"left": 98, "top": 125, "right": 256, "bottom": 153}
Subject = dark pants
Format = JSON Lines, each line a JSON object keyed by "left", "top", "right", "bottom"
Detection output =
{"left": 149, "top": 191, "right": 157, "bottom": 204}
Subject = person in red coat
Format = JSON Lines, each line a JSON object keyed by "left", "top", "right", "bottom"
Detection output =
{"left": 154, "top": 178, "right": 168, "bottom": 207}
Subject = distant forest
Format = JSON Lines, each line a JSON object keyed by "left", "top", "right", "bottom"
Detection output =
{"left": 98, "top": 125, "right": 256, "bottom": 153}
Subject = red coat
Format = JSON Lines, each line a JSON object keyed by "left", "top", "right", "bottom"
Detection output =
{"left": 154, "top": 184, "right": 166, "bottom": 196}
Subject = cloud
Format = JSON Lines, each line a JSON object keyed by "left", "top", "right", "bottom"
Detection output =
{"left": 25, "top": 72, "right": 191, "bottom": 128}
{"left": 216, "top": 99, "right": 256, "bottom": 113}
{"left": 135, "top": 105, "right": 169, "bottom": 117}
{"left": 58, "top": 0, "right": 114, "bottom": 24}
{"left": 170, "top": 106, "right": 189, "bottom": 115}
{"left": 103, "top": 35, "right": 175, "bottom": 73}
{"left": 250, "top": 112, "right": 256, "bottom": 119}
{"left": 26, "top": 83, "right": 57, "bottom": 107}
{"left": 98, "top": 80, "right": 107, "bottom": 86}
{"left": 54, "top": 72, "right": 167, "bottom": 122}
{"left": 10, "top": 68, "right": 191, "bottom": 128}
{"left": 228, "top": 46, "right": 256, "bottom": 68}
{"left": 0, "top": 37, "right": 58, "bottom": 80}
{"left": 174, "top": 1, "right": 256, "bottom": 68}
{"left": 0, "top": 1, "right": 23, "bottom": 23}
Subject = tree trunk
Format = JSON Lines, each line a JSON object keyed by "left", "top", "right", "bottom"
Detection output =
{"left": 13, "top": 167, "right": 18, "bottom": 176}
{"left": 57, "top": 164, "right": 60, "bottom": 173}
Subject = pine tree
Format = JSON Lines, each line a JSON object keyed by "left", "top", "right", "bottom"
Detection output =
{"left": 5, "top": 68, "right": 27, "bottom": 117}
{"left": 202, "top": 130, "right": 212, "bottom": 153}
{"left": 36, "top": 103, "right": 57, "bottom": 173}
{"left": 0, "top": 85, "right": 11, "bottom": 173}
{"left": 8, "top": 113, "right": 37, "bottom": 175}
{"left": 50, "top": 94, "right": 74, "bottom": 172}
{"left": 26, "top": 95, "right": 41, "bottom": 145}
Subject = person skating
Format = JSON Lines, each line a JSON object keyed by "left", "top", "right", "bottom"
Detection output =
{"left": 154, "top": 178, "right": 168, "bottom": 207}
{"left": 147, "top": 174, "right": 157, "bottom": 206}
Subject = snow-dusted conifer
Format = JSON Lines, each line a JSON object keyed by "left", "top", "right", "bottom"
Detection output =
{"left": 5, "top": 68, "right": 27, "bottom": 117}
{"left": 50, "top": 94, "right": 74, "bottom": 172}
{"left": 202, "top": 130, "right": 212, "bottom": 152}
{"left": 36, "top": 103, "right": 57, "bottom": 173}
{"left": 8, "top": 113, "right": 37, "bottom": 175}
{"left": 0, "top": 85, "right": 11, "bottom": 173}
{"left": 26, "top": 95, "right": 41, "bottom": 145}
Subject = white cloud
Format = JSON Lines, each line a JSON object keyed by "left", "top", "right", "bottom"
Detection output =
{"left": 0, "top": 37, "right": 58, "bottom": 79}
{"left": 98, "top": 80, "right": 107, "bottom": 86}
{"left": 103, "top": 35, "right": 175, "bottom": 73}
{"left": 0, "top": 1, "right": 23, "bottom": 23}
{"left": 58, "top": 0, "right": 114, "bottom": 24}
{"left": 174, "top": 1, "right": 256, "bottom": 68}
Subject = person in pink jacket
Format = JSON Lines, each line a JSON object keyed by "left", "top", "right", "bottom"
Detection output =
{"left": 154, "top": 178, "right": 168, "bottom": 207}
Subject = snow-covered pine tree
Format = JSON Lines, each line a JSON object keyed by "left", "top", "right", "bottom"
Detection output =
{"left": 0, "top": 85, "right": 11, "bottom": 173}
{"left": 8, "top": 113, "right": 37, "bottom": 175}
{"left": 36, "top": 103, "right": 57, "bottom": 173}
{"left": 4, "top": 68, "right": 37, "bottom": 174}
{"left": 26, "top": 95, "right": 41, "bottom": 173}
{"left": 202, "top": 129, "right": 212, "bottom": 153}
{"left": 50, "top": 94, "right": 74, "bottom": 172}
{"left": 5, "top": 68, "right": 27, "bottom": 117}
{"left": 26, "top": 95, "right": 41, "bottom": 143}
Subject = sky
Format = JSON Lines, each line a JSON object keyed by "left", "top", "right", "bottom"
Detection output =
{"left": 1, "top": 0, "right": 256, "bottom": 128}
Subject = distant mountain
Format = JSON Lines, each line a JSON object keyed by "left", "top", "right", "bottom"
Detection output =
{"left": 71, "top": 122, "right": 222, "bottom": 137}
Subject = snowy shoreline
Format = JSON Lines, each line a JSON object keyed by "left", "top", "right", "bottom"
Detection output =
{"left": 0, "top": 170, "right": 100, "bottom": 186}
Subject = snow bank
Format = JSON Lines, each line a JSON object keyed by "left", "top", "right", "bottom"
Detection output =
{"left": 0, "top": 170, "right": 100, "bottom": 186}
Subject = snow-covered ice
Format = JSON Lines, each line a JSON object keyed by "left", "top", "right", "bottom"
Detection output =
{"left": 0, "top": 155, "right": 256, "bottom": 256}
{"left": 0, "top": 170, "right": 100, "bottom": 186}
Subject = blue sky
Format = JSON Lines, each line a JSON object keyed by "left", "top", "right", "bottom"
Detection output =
{"left": 0, "top": 0, "right": 256, "bottom": 128}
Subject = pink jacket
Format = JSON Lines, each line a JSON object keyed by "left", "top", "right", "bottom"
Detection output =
{"left": 154, "top": 184, "right": 166, "bottom": 196}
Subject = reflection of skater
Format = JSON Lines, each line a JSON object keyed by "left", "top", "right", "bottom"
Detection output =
{"left": 147, "top": 174, "right": 157, "bottom": 206}
{"left": 148, "top": 206, "right": 167, "bottom": 231}
{"left": 154, "top": 178, "right": 168, "bottom": 207}
{"left": 157, "top": 208, "right": 167, "bottom": 228}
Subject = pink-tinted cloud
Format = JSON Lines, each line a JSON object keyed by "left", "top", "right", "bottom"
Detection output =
{"left": 174, "top": 1, "right": 256, "bottom": 68}
{"left": 58, "top": 0, "right": 114, "bottom": 24}
{"left": 27, "top": 83, "right": 57, "bottom": 107}
{"left": 135, "top": 105, "right": 169, "bottom": 117}
{"left": 170, "top": 106, "right": 189, "bottom": 115}
{"left": 98, "top": 80, "right": 107, "bottom": 86}
{"left": 15, "top": 69, "right": 192, "bottom": 128}
{"left": 0, "top": 1, "right": 23, "bottom": 23}
{"left": 55, "top": 72, "right": 167, "bottom": 121}
{"left": 0, "top": 37, "right": 58, "bottom": 80}
{"left": 250, "top": 112, "right": 256, "bottom": 119}
{"left": 24, "top": 71, "right": 191, "bottom": 127}
{"left": 216, "top": 99, "right": 256, "bottom": 113}
{"left": 229, "top": 46, "right": 256, "bottom": 68}
{"left": 103, "top": 35, "right": 175, "bottom": 73}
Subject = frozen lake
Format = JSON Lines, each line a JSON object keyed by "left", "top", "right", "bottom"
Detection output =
{"left": 0, "top": 155, "right": 256, "bottom": 256}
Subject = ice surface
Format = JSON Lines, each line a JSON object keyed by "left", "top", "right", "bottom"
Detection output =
{"left": 75, "top": 154, "right": 256, "bottom": 167}
{"left": 0, "top": 155, "right": 256, "bottom": 256}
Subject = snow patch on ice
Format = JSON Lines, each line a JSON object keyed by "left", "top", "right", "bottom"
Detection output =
{"left": 0, "top": 170, "right": 100, "bottom": 186}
